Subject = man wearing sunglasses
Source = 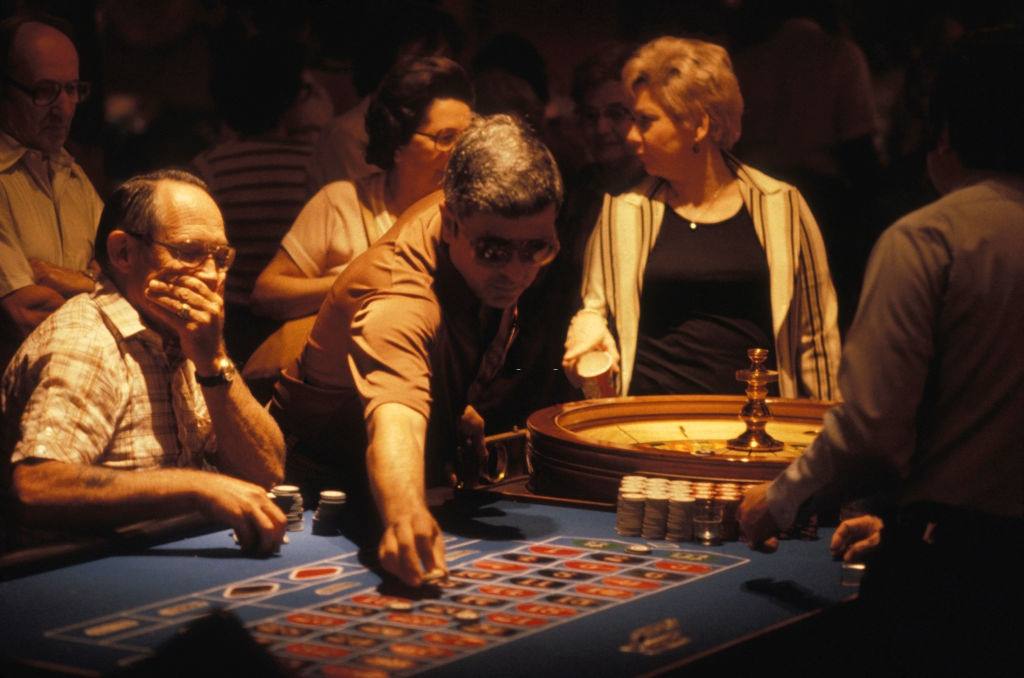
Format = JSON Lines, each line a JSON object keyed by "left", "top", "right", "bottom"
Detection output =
{"left": 3, "top": 170, "right": 287, "bottom": 553}
{"left": 0, "top": 15, "right": 103, "bottom": 366}
{"left": 271, "top": 115, "right": 562, "bottom": 586}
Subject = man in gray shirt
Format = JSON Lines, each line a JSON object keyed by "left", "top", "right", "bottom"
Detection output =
{"left": 740, "top": 28, "right": 1022, "bottom": 675}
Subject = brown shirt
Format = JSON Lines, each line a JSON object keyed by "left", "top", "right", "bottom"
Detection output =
{"left": 276, "top": 194, "right": 517, "bottom": 459}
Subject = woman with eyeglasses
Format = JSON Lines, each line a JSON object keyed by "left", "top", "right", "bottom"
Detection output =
{"left": 562, "top": 37, "right": 841, "bottom": 400}
{"left": 250, "top": 57, "right": 473, "bottom": 321}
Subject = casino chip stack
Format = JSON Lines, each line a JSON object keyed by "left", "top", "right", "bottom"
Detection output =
{"left": 614, "top": 475, "right": 752, "bottom": 543}
{"left": 312, "top": 490, "right": 346, "bottom": 535}
{"left": 271, "top": 485, "right": 304, "bottom": 531}
{"left": 616, "top": 476, "right": 646, "bottom": 536}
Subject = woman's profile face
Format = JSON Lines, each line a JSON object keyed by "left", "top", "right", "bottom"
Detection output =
{"left": 627, "top": 88, "right": 697, "bottom": 180}
{"left": 579, "top": 79, "right": 635, "bottom": 166}
{"left": 394, "top": 98, "right": 473, "bottom": 187}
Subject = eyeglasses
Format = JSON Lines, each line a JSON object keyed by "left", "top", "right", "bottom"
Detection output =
{"left": 5, "top": 77, "right": 91, "bottom": 106}
{"left": 128, "top": 232, "right": 236, "bottom": 270}
{"left": 579, "top": 103, "right": 633, "bottom": 127}
{"left": 470, "top": 235, "right": 560, "bottom": 267}
{"left": 414, "top": 128, "right": 461, "bottom": 151}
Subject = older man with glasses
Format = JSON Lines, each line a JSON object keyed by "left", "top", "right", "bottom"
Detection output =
{"left": 0, "top": 15, "right": 104, "bottom": 367}
{"left": 270, "top": 115, "right": 562, "bottom": 587}
{"left": 2, "top": 169, "right": 287, "bottom": 553}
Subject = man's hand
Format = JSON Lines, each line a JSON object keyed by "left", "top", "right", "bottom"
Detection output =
{"left": 366, "top": 403, "right": 444, "bottom": 587}
{"left": 378, "top": 506, "right": 446, "bottom": 586}
{"left": 831, "top": 514, "right": 884, "bottom": 562}
{"left": 737, "top": 482, "right": 781, "bottom": 552}
{"left": 193, "top": 474, "right": 287, "bottom": 554}
{"left": 562, "top": 312, "right": 620, "bottom": 387}
{"left": 144, "top": 272, "right": 225, "bottom": 369}
{"left": 29, "top": 258, "right": 96, "bottom": 297}
{"left": 1, "top": 284, "right": 65, "bottom": 337}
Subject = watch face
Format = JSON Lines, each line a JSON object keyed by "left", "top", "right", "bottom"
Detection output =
{"left": 218, "top": 357, "right": 237, "bottom": 382}
{"left": 196, "top": 358, "right": 235, "bottom": 386}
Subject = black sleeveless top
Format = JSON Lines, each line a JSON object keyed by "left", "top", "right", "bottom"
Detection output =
{"left": 629, "top": 206, "right": 776, "bottom": 395}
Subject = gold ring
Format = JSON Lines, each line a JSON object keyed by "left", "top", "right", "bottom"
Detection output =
{"left": 178, "top": 302, "right": 190, "bottom": 319}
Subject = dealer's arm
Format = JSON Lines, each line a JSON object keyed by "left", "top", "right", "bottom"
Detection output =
{"left": 367, "top": 402, "right": 445, "bottom": 587}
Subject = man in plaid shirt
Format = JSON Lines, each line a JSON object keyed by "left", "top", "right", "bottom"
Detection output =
{"left": 2, "top": 170, "right": 286, "bottom": 553}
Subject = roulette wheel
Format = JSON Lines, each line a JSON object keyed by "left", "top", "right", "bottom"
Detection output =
{"left": 526, "top": 394, "right": 830, "bottom": 505}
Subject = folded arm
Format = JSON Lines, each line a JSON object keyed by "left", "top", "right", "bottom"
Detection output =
{"left": 250, "top": 249, "right": 337, "bottom": 319}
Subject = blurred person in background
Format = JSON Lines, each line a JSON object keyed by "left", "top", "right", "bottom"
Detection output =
{"left": 0, "top": 14, "right": 102, "bottom": 369}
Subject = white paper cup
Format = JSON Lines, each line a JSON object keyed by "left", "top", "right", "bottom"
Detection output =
{"left": 577, "top": 350, "right": 615, "bottom": 399}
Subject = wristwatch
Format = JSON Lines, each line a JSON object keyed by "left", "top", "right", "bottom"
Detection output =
{"left": 195, "top": 356, "right": 236, "bottom": 387}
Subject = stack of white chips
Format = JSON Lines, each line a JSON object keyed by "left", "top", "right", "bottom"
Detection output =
{"left": 616, "top": 475, "right": 744, "bottom": 543}
{"left": 271, "top": 484, "right": 304, "bottom": 531}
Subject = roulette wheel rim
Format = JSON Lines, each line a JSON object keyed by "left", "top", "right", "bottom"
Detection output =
{"left": 526, "top": 395, "right": 830, "bottom": 504}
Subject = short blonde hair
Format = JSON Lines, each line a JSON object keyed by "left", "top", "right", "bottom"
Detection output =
{"left": 623, "top": 36, "right": 743, "bottom": 150}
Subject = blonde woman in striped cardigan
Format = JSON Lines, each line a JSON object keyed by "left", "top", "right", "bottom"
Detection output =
{"left": 563, "top": 37, "right": 840, "bottom": 401}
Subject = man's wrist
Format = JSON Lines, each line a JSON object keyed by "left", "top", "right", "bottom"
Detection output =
{"left": 195, "top": 355, "right": 236, "bottom": 386}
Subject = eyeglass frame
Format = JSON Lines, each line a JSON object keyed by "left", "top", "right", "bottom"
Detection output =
{"left": 4, "top": 76, "right": 91, "bottom": 106}
{"left": 413, "top": 128, "right": 462, "bottom": 151}
{"left": 126, "top": 231, "right": 236, "bottom": 271}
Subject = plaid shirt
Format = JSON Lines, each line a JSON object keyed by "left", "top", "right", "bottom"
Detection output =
{"left": 2, "top": 278, "right": 215, "bottom": 470}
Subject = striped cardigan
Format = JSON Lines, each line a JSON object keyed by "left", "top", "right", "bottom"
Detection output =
{"left": 572, "top": 156, "right": 841, "bottom": 400}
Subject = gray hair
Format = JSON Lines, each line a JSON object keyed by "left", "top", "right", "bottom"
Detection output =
{"left": 442, "top": 114, "right": 563, "bottom": 219}
{"left": 623, "top": 36, "right": 743, "bottom": 150}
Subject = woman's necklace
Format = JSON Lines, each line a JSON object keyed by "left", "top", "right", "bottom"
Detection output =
{"left": 683, "top": 182, "right": 727, "bottom": 231}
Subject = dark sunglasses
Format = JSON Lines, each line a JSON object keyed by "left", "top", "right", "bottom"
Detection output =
{"left": 128, "top": 232, "right": 235, "bottom": 270}
{"left": 470, "top": 236, "right": 560, "bottom": 267}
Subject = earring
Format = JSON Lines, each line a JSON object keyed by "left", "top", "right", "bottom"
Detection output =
{"left": 692, "top": 142, "right": 700, "bottom": 154}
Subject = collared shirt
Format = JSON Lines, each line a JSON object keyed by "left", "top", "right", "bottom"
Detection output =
{"left": 0, "top": 132, "right": 103, "bottom": 297}
{"left": 298, "top": 195, "right": 516, "bottom": 422}
{"left": 271, "top": 195, "right": 518, "bottom": 472}
{"left": 2, "top": 277, "right": 215, "bottom": 470}
{"left": 767, "top": 177, "right": 1024, "bottom": 525}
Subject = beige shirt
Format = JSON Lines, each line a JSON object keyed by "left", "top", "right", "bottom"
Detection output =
{"left": 281, "top": 172, "right": 394, "bottom": 279}
{"left": 0, "top": 132, "right": 103, "bottom": 297}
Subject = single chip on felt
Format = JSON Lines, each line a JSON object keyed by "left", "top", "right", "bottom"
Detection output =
{"left": 454, "top": 609, "right": 480, "bottom": 621}
{"left": 387, "top": 601, "right": 413, "bottom": 611}
{"left": 627, "top": 544, "right": 653, "bottom": 554}
{"left": 422, "top": 568, "right": 448, "bottom": 583}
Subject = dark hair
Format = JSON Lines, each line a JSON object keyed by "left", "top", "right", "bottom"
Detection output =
{"left": 210, "top": 35, "right": 305, "bottom": 137}
{"left": 351, "top": 3, "right": 464, "bottom": 97}
{"left": 443, "top": 114, "right": 563, "bottom": 219}
{"left": 472, "top": 33, "right": 549, "bottom": 104}
{"left": 95, "top": 170, "right": 210, "bottom": 275}
{"left": 570, "top": 43, "right": 637, "bottom": 109}
{"left": 931, "top": 26, "right": 1024, "bottom": 174}
{"left": 0, "top": 13, "right": 76, "bottom": 87}
{"left": 364, "top": 56, "right": 473, "bottom": 171}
